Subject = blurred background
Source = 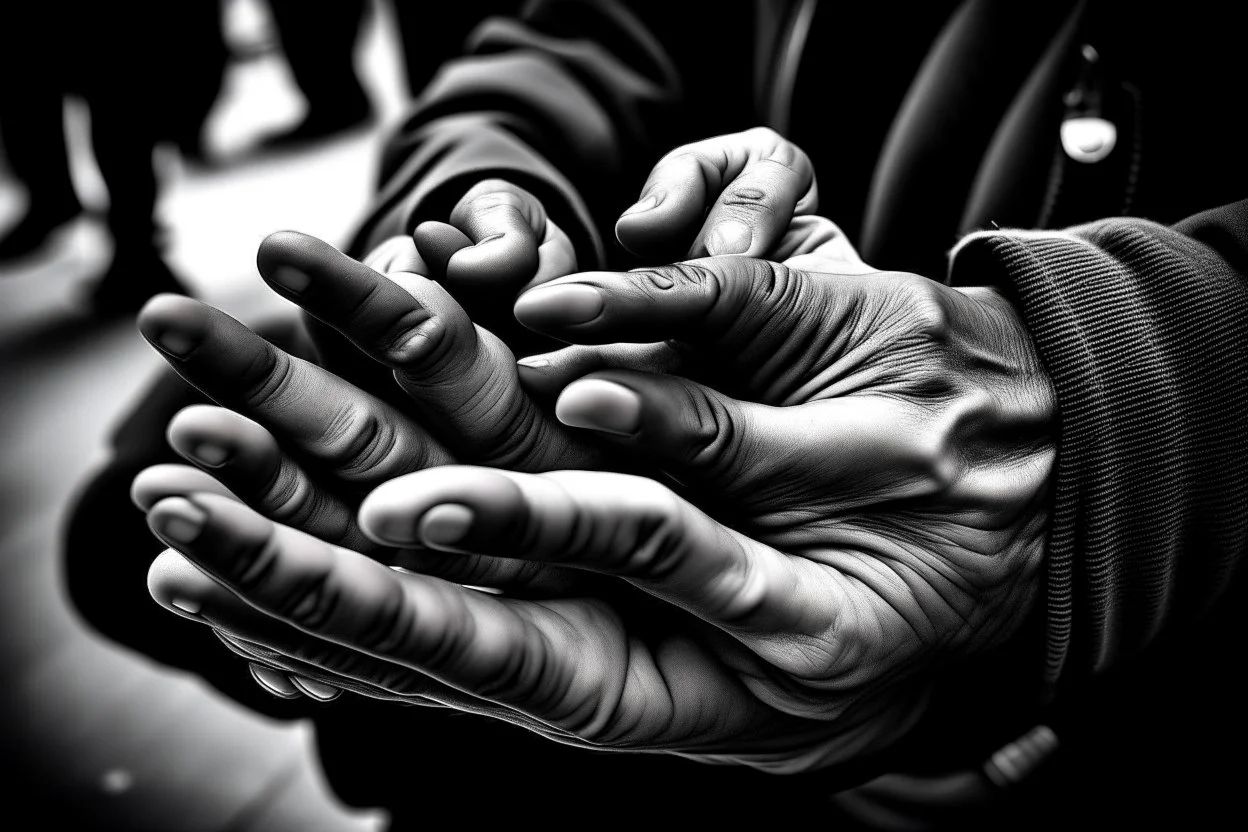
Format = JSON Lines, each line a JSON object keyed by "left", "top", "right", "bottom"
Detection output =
{"left": 0, "top": 1, "right": 425, "bottom": 828}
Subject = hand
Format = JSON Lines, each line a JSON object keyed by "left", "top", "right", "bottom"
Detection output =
{"left": 141, "top": 255, "right": 1055, "bottom": 776}
{"left": 289, "top": 177, "right": 579, "bottom": 395}
{"left": 615, "top": 127, "right": 869, "bottom": 274}
{"left": 409, "top": 177, "right": 580, "bottom": 355}
{"left": 133, "top": 229, "right": 621, "bottom": 593}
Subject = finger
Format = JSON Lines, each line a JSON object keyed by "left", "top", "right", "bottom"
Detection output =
{"left": 146, "top": 544, "right": 467, "bottom": 706}
{"left": 145, "top": 494, "right": 599, "bottom": 719}
{"left": 137, "top": 293, "right": 453, "bottom": 489}
{"left": 529, "top": 217, "right": 578, "bottom": 291}
{"left": 411, "top": 221, "right": 472, "bottom": 282}
{"left": 362, "top": 235, "right": 428, "bottom": 275}
{"left": 288, "top": 675, "right": 343, "bottom": 701}
{"left": 255, "top": 231, "right": 603, "bottom": 472}
{"left": 165, "top": 404, "right": 375, "bottom": 552}
{"left": 248, "top": 663, "right": 303, "bottom": 699}
{"left": 615, "top": 128, "right": 817, "bottom": 260}
{"left": 415, "top": 216, "right": 573, "bottom": 357}
{"left": 145, "top": 415, "right": 553, "bottom": 587}
{"left": 358, "top": 467, "right": 848, "bottom": 643}
{"left": 613, "top": 151, "right": 706, "bottom": 262}
{"left": 443, "top": 178, "right": 543, "bottom": 295}
{"left": 775, "top": 216, "right": 872, "bottom": 274}
{"left": 552, "top": 372, "right": 949, "bottom": 511}
{"left": 288, "top": 233, "right": 419, "bottom": 403}
{"left": 228, "top": 635, "right": 442, "bottom": 708}
{"left": 132, "top": 464, "right": 239, "bottom": 511}
{"left": 515, "top": 342, "right": 683, "bottom": 405}
{"left": 425, "top": 180, "right": 574, "bottom": 353}
{"left": 512, "top": 256, "right": 820, "bottom": 366}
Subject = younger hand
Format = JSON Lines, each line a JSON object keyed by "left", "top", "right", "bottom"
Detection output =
{"left": 141, "top": 255, "right": 1056, "bottom": 776}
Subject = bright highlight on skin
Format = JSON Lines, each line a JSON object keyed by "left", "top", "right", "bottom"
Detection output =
{"left": 419, "top": 503, "right": 475, "bottom": 547}
{"left": 555, "top": 379, "right": 643, "bottom": 435}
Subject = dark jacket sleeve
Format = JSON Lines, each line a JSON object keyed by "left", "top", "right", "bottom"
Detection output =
{"left": 946, "top": 197, "right": 1248, "bottom": 703}
{"left": 345, "top": 0, "right": 760, "bottom": 266}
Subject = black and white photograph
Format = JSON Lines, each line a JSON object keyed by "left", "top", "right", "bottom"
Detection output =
{"left": 1, "top": 1, "right": 1245, "bottom": 829}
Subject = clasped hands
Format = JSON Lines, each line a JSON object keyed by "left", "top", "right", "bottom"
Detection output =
{"left": 132, "top": 128, "right": 1056, "bottom": 775}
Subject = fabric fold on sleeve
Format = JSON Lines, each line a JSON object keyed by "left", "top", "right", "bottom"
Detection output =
{"left": 945, "top": 201, "right": 1248, "bottom": 702}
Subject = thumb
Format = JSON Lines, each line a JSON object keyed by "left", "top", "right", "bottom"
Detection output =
{"left": 551, "top": 370, "right": 901, "bottom": 514}
{"left": 512, "top": 256, "right": 832, "bottom": 372}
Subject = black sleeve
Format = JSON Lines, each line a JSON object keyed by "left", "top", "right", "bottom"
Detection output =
{"left": 346, "top": 0, "right": 760, "bottom": 266}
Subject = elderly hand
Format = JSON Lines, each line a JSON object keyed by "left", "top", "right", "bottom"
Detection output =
{"left": 140, "top": 253, "right": 1055, "bottom": 776}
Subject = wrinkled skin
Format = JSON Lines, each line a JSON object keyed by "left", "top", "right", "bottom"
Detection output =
{"left": 141, "top": 251, "right": 1056, "bottom": 774}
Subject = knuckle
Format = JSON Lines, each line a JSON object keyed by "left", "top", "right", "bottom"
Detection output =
{"left": 341, "top": 280, "right": 434, "bottom": 364}
{"left": 258, "top": 462, "right": 353, "bottom": 542}
{"left": 250, "top": 455, "right": 306, "bottom": 520}
{"left": 906, "top": 419, "right": 961, "bottom": 495}
{"left": 901, "top": 275, "right": 952, "bottom": 339}
{"left": 240, "top": 348, "right": 296, "bottom": 410}
{"left": 679, "top": 386, "right": 737, "bottom": 475}
{"left": 317, "top": 402, "right": 400, "bottom": 481}
{"left": 392, "top": 314, "right": 470, "bottom": 380}
{"left": 656, "top": 146, "right": 698, "bottom": 167}
{"left": 749, "top": 258, "right": 801, "bottom": 304}
{"left": 275, "top": 570, "right": 339, "bottom": 630}
{"left": 720, "top": 187, "right": 779, "bottom": 220}
{"left": 464, "top": 177, "right": 525, "bottom": 201}
{"left": 630, "top": 260, "right": 721, "bottom": 301}
{"left": 618, "top": 478, "right": 688, "bottom": 579}
{"left": 458, "top": 180, "right": 530, "bottom": 217}
{"left": 666, "top": 260, "right": 720, "bottom": 291}
{"left": 762, "top": 142, "right": 807, "bottom": 175}
{"left": 744, "top": 125, "right": 783, "bottom": 146}
{"left": 708, "top": 559, "right": 770, "bottom": 627}
{"left": 225, "top": 528, "right": 282, "bottom": 594}
{"left": 350, "top": 581, "right": 416, "bottom": 655}
{"left": 377, "top": 307, "right": 435, "bottom": 365}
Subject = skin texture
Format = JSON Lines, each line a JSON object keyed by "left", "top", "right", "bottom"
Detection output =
{"left": 141, "top": 253, "right": 1055, "bottom": 775}
{"left": 133, "top": 130, "right": 858, "bottom": 601}
{"left": 129, "top": 129, "right": 1055, "bottom": 774}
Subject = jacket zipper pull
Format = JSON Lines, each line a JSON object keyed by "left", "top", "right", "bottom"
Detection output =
{"left": 1060, "top": 44, "right": 1116, "bottom": 163}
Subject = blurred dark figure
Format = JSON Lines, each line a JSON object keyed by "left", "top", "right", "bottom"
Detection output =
{"left": 257, "top": 0, "right": 375, "bottom": 151}
{"left": 389, "top": 0, "right": 523, "bottom": 97}
{"left": 0, "top": 2, "right": 227, "bottom": 316}
{"left": 256, "top": 0, "right": 525, "bottom": 153}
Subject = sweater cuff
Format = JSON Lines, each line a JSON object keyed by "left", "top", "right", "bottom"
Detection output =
{"left": 947, "top": 223, "right": 1248, "bottom": 703}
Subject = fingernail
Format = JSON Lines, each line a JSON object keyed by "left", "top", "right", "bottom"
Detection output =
{"left": 154, "top": 329, "right": 195, "bottom": 358}
{"left": 154, "top": 498, "right": 206, "bottom": 543}
{"left": 419, "top": 504, "right": 474, "bottom": 548}
{"left": 706, "top": 219, "right": 752, "bottom": 255}
{"left": 515, "top": 355, "right": 550, "bottom": 369}
{"left": 290, "top": 675, "right": 342, "bottom": 702}
{"left": 555, "top": 379, "right": 642, "bottom": 436}
{"left": 268, "top": 265, "right": 311, "bottom": 294}
{"left": 250, "top": 664, "right": 301, "bottom": 698}
{"left": 621, "top": 193, "right": 660, "bottom": 216}
{"left": 189, "top": 442, "right": 230, "bottom": 468}
{"left": 170, "top": 597, "right": 201, "bottom": 616}
{"left": 514, "top": 284, "right": 604, "bottom": 329}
